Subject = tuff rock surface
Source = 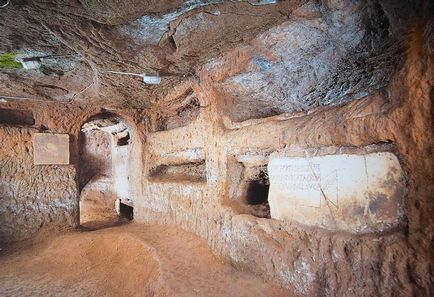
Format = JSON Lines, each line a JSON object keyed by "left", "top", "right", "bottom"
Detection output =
{"left": 0, "top": 1, "right": 433, "bottom": 296}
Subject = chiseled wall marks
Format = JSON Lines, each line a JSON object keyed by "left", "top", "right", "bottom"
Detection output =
{"left": 0, "top": 127, "right": 77, "bottom": 244}
{"left": 0, "top": 102, "right": 146, "bottom": 243}
{"left": 0, "top": 19, "right": 431, "bottom": 296}
{"left": 137, "top": 28, "right": 433, "bottom": 295}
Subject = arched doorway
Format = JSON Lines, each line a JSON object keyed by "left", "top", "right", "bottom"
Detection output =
{"left": 78, "top": 113, "right": 138, "bottom": 229}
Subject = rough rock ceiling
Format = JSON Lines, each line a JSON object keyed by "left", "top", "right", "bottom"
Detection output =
{"left": 207, "top": 1, "right": 408, "bottom": 121}
{"left": 0, "top": 0, "right": 419, "bottom": 115}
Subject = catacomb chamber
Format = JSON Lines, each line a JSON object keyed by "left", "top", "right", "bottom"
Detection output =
{"left": 0, "top": 0, "right": 432, "bottom": 296}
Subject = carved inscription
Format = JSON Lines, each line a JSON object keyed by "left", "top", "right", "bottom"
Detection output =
{"left": 267, "top": 152, "right": 405, "bottom": 232}
{"left": 270, "top": 161, "right": 322, "bottom": 207}
{"left": 272, "top": 164, "right": 320, "bottom": 191}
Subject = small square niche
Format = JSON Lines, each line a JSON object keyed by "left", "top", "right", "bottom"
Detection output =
{"left": 33, "top": 133, "right": 70, "bottom": 165}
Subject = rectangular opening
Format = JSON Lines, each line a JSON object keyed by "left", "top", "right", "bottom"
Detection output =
{"left": 149, "top": 160, "right": 206, "bottom": 183}
{"left": 242, "top": 166, "right": 271, "bottom": 218}
{"left": 119, "top": 202, "right": 134, "bottom": 220}
{"left": 228, "top": 158, "right": 271, "bottom": 218}
{"left": 0, "top": 108, "right": 35, "bottom": 126}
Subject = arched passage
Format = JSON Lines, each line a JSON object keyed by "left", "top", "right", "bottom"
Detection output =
{"left": 78, "top": 112, "right": 140, "bottom": 229}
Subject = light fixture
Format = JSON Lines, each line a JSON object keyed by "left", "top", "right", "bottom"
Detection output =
{"left": 18, "top": 57, "right": 41, "bottom": 70}
{"left": 15, "top": 54, "right": 77, "bottom": 70}
{"left": 105, "top": 70, "right": 161, "bottom": 85}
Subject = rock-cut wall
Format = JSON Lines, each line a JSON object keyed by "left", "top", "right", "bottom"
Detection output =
{"left": 135, "top": 17, "right": 433, "bottom": 296}
{"left": 0, "top": 102, "right": 146, "bottom": 243}
{"left": 0, "top": 126, "right": 77, "bottom": 243}
{"left": 0, "top": 1, "right": 432, "bottom": 296}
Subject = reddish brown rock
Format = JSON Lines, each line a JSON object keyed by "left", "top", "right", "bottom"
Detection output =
{"left": 0, "top": 0, "right": 432, "bottom": 296}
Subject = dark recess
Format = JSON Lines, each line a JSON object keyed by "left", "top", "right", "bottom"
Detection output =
{"left": 246, "top": 170, "right": 270, "bottom": 205}
{"left": 245, "top": 169, "right": 270, "bottom": 218}
{"left": 0, "top": 109, "right": 35, "bottom": 126}
{"left": 119, "top": 203, "right": 134, "bottom": 220}
{"left": 117, "top": 133, "right": 130, "bottom": 146}
{"left": 246, "top": 181, "right": 269, "bottom": 205}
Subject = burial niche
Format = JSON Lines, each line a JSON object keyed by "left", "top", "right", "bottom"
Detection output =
{"left": 0, "top": 108, "right": 35, "bottom": 126}
{"left": 228, "top": 156, "right": 271, "bottom": 219}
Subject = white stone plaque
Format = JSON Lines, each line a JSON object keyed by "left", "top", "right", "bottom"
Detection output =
{"left": 268, "top": 151, "right": 405, "bottom": 232}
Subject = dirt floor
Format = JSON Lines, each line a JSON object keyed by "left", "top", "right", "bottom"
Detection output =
{"left": 79, "top": 197, "right": 126, "bottom": 230}
{"left": 0, "top": 222, "right": 291, "bottom": 297}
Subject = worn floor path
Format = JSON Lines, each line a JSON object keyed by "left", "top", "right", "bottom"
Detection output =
{"left": 0, "top": 223, "right": 291, "bottom": 297}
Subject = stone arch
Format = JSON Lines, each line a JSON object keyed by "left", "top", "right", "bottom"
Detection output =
{"left": 77, "top": 112, "right": 142, "bottom": 228}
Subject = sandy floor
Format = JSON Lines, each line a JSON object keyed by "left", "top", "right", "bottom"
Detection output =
{"left": 0, "top": 223, "right": 291, "bottom": 297}
{"left": 79, "top": 195, "right": 126, "bottom": 230}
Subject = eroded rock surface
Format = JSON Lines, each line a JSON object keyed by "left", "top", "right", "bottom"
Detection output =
{"left": 0, "top": 127, "right": 77, "bottom": 243}
{"left": 0, "top": 0, "right": 433, "bottom": 296}
{"left": 206, "top": 1, "right": 406, "bottom": 121}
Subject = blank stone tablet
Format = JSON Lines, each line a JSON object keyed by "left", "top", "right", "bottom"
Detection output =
{"left": 33, "top": 133, "right": 70, "bottom": 165}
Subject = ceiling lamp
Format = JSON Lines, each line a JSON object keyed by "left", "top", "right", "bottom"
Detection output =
{"left": 105, "top": 70, "right": 161, "bottom": 85}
